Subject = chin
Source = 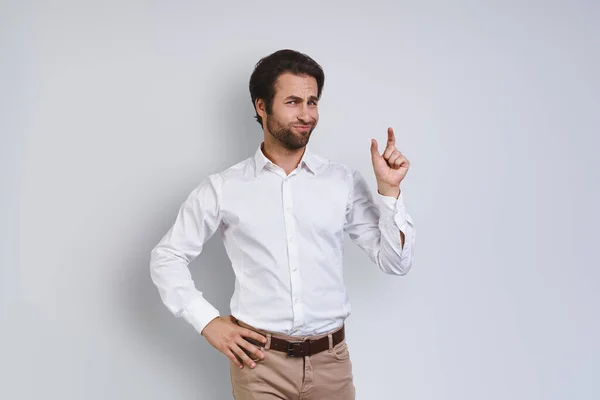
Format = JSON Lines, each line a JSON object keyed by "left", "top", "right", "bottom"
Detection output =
{"left": 285, "top": 138, "right": 309, "bottom": 150}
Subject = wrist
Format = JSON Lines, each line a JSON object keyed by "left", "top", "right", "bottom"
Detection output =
{"left": 377, "top": 182, "right": 400, "bottom": 199}
{"left": 200, "top": 316, "right": 220, "bottom": 336}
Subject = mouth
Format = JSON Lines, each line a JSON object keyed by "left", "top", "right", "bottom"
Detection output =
{"left": 293, "top": 125, "right": 312, "bottom": 133}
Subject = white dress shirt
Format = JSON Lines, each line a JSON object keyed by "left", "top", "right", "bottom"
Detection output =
{"left": 150, "top": 144, "right": 416, "bottom": 337}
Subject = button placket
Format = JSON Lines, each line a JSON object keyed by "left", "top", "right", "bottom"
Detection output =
{"left": 282, "top": 177, "right": 303, "bottom": 329}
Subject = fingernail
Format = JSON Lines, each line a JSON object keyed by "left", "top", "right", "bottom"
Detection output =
{"left": 251, "top": 363, "right": 256, "bottom": 368}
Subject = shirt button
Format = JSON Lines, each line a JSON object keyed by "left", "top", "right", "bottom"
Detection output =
{"left": 294, "top": 298, "right": 299, "bottom": 304}
{"left": 292, "top": 267, "right": 297, "bottom": 272}
{"left": 288, "top": 236, "right": 293, "bottom": 242}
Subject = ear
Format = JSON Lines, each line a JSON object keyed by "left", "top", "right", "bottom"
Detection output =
{"left": 255, "top": 98, "right": 267, "bottom": 120}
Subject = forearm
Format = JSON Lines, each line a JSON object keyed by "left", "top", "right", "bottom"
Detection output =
{"left": 374, "top": 190, "right": 415, "bottom": 275}
{"left": 377, "top": 218, "right": 414, "bottom": 275}
{"left": 377, "top": 183, "right": 405, "bottom": 248}
{"left": 149, "top": 242, "right": 220, "bottom": 334}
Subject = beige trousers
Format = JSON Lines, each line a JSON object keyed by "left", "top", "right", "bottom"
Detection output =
{"left": 230, "top": 320, "right": 356, "bottom": 400}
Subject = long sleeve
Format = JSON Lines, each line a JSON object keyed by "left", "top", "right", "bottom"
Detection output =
{"left": 149, "top": 175, "right": 222, "bottom": 334}
{"left": 344, "top": 169, "right": 416, "bottom": 275}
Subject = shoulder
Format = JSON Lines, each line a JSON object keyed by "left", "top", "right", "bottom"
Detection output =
{"left": 311, "top": 153, "right": 370, "bottom": 194}
{"left": 311, "top": 153, "right": 355, "bottom": 180}
{"left": 190, "top": 156, "right": 254, "bottom": 196}
{"left": 214, "top": 156, "right": 254, "bottom": 181}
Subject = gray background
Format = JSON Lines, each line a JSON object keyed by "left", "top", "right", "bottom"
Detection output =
{"left": 2, "top": 0, "right": 599, "bottom": 399}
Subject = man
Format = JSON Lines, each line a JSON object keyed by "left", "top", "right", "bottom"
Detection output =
{"left": 149, "top": 49, "right": 415, "bottom": 399}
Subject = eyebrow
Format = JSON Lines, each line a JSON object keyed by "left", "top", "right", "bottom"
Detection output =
{"left": 284, "top": 95, "right": 319, "bottom": 102}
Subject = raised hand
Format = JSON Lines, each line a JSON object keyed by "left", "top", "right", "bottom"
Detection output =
{"left": 370, "top": 127, "right": 410, "bottom": 198}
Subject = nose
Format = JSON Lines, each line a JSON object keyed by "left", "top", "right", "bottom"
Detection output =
{"left": 297, "top": 105, "right": 311, "bottom": 124}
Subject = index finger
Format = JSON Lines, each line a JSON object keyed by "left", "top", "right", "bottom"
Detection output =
{"left": 242, "top": 328, "right": 268, "bottom": 344}
{"left": 387, "top": 127, "right": 395, "bottom": 148}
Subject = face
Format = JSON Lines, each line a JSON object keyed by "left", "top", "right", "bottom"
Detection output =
{"left": 260, "top": 72, "right": 319, "bottom": 150}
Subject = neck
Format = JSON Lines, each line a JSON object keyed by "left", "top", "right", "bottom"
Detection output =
{"left": 261, "top": 135, "right": 305, "bottom": 175}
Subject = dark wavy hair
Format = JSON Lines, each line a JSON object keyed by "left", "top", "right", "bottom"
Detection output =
{"left": 249, "top": 49, "right": 325, "bottom": 128}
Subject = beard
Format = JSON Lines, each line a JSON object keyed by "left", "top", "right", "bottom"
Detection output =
{"left": 265, "top": 113, "right": 316, "bottom": 150}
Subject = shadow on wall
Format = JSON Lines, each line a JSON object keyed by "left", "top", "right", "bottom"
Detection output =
{"left": 117, "top": 62, "right": 261, "bottom": 398}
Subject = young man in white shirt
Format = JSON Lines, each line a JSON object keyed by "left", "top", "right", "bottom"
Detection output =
{"left": 150, "top": 49, "right": 415, "bottom": 399}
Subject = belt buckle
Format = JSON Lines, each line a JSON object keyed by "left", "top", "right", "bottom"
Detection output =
{"left": 286, "top": 341, "right": 304, "bottom": 357}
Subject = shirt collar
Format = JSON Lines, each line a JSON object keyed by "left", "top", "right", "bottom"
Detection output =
{"left": 254, "top": 143, "right": 320, "bottom": 177}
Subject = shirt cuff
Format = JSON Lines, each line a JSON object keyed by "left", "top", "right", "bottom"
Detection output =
{"left": 181, "top": 297, "right": 220, "bottom": 335}
{"left": 376, "top": 190, "right": 409, "bottom": 229}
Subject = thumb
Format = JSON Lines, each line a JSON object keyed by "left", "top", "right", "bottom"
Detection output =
{"left": 370, "top": 139, "right": 381, "bottom": 160}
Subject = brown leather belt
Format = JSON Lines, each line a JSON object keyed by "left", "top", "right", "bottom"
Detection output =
{"left": 245, "top": 325, "right": 345, "bottom": 358}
